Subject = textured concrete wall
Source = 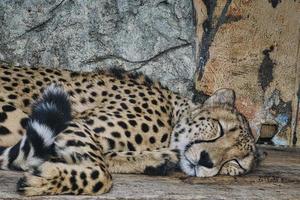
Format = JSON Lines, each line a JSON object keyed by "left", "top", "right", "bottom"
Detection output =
{"left": 193, "top": 0, "right": 300, "bottom": 146}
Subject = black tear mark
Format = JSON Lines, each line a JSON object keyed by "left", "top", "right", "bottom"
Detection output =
{"left": 268, "top": 0, "right": 281, "bottom": 8}
{"left": 258, "top": 45, "right": 276, "bottom": 92}
{"left": 195, "top": 0, "right": 233, "bottom": 81}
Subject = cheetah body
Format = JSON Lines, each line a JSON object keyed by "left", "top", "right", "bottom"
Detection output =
{"left": 0, "top": 64, "right": 258, "bottom": 196}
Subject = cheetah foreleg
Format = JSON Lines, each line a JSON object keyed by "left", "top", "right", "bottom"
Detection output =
{"left": 17, "top": 161, "right": 112, "bottom": 196}
{"left": 105, "top": 148, "right": 180, "bottom": 176}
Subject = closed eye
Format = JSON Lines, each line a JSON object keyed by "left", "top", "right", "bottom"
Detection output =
{"left": 228, "top": 126, "right": 238, "bottom": 132}
{"left": 184, "top": 120, "right": 224, "bottom": 153}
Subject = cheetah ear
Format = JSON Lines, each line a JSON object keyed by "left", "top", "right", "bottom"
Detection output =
{"left": 203, "top": 88, "right": 235, "bottom": 107}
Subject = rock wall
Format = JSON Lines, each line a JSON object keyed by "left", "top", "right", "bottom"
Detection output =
{"left": 0, "top": 0, "right": 195, "bottom": 96}
{"left": 193, "top": 0, "right": 300, "bottom": 146}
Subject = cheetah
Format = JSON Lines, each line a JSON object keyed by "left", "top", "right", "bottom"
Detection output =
{"left": 0, "top": 64, "right": 258, "bottom": 196}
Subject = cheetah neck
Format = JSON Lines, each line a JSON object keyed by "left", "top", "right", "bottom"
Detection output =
{"left": 170, "top": 94, "right": 199, "bottom": 127}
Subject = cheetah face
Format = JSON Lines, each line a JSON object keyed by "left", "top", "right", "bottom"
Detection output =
{"left": 172, "top": 89, "right": 257, "bottom": 177}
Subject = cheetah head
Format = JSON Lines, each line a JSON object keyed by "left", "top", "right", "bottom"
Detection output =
{"left": 171, "top": 89, "right": 258, "bottom": 177}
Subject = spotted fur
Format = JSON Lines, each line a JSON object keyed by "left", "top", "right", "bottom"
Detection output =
{"left": 0, "top": 64, "right": 258, "bottom": 196}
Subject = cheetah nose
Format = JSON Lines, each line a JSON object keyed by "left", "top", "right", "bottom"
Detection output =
{"left": 198, "top": 151, "right": 214, "bottom": 168}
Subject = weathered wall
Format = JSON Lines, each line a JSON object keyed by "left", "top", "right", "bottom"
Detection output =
{"left": 193, "top": 0, "right": 300, "bottom": 146}
{"left": 0, "top": 0, "right": 195, "bottom": 96}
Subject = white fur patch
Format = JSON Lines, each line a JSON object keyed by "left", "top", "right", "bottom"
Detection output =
{"left": 30, "top": 121, "right": 55, "bottom": 146}
{"left": 40, "top": 102, "right": 58, "bottom": 112}
{"left": 0, "top": 147, "right": 10, "bottom": 170}
{"left": 12, "top": 137, "right": 28, "bottom": 170}
{"left": 44, "top": 84, "right": 66, "bottom": 97}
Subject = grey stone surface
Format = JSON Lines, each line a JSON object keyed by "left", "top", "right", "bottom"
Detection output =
{"left": 0, "top": 0, "right": 195, "bottom": 96}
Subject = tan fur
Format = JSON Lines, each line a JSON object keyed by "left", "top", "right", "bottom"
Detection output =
{"left": 0, "top": 64, "right": 258, "bottom": 196}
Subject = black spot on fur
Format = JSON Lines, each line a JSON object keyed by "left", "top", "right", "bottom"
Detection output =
{"left": 157, "top": 119, "right": 165, "bottom": 127}
{"left": 144, "top": 115, "right": 152, "bottom": 121}
{"left": 111, "top": 131, "right": 121, "bottom": 138}
{"left": 8, "top": 94, "right": 17, "bottom": 99}
{"left": 71, "top": 183, "right": 78, "bottom": 191}
{"left": 22, "top": 87, "right": 30, "bottom": 93}
{"left": 1, "top": 77, "right": 10, "bottom": 82}
{"left": 80, "top": 172, "right": 87, "bottom": 180}
{"left": 36, "top": 81, "right": 43, "bottom": 86}
{"left": 4, "top": 86, "right": 13, "bottom": 91}
{"left": 68, "top": 123, "right": 79, "bottom": 128}
{"left": 0, "top": 125, "right": 10, "bottom": 135}
{"left": 127, "top": 114, "right": 135, "bottom": 119}
{"left": 107, "top": 138, "right": 116, "bottom": 149}
{"left": 20, "top": 118, "right": 29, "bottom": 129}
{"left": 134, "top": 107, "right": 142, "bottom": 113}
{"left": 22, "top": 99, "right": 30, "bottom": 107}
{"left": 98, "top": 115, "right": 108, "bottom": 121}
{"left": 160, "top": 134, "right": 168, "bottom": 143}
{"left": 91, "top": 91, "right": 97, "bottom": 97}
{"left": 120, "top": 103, "right": 128, "bottom": 110}
{"left": 149, "top": 137, "right": 156, "bottom": 144}
{"left": 2, "top": 105, "right": 16, "bottom": 112}
{"left": 128, "top": 120, "right": 137, "bottom": 127}
{"left": 141, "top": 123, "right": 149, "bottom": 132}
{"left": 91, "top": 170, "right": 99, "bottom": 180}
{"left": 0, "top": 112, "right": 7, "bottom": 123}
{"left": 66, "top": 140, "right": 85, "bottom": 147}
{"left": 86, "top": 119, "right": 94, "bottom": 125}
{"left": 93, "top": 127, "right": 106, "bottom": 133}
{"left": 22, "top": 79, "right": 30, "bottom": 84}
{"left": 153, "top": 125, "right": 159, "bottom": 133}
{"left": 117, "top": 121, "right": 128, "bottom": 129}
{"left": 125, "top": 131, "right": 131, "bottom": 137}
{"left": 92, "top": 182, "right": 103, "bottom": 193}
{"left": 135, "top": 134, "right": 143, "bottom": 144}
{"left": 127, "top": 141, "right": 136, "bottom": 151}
{"left": 107, "top": 122, "right": 114, "bottom": 127}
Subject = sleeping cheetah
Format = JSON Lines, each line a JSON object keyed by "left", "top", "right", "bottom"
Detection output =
{"left": 0, "top": 64, "right": 258, "bottom": 196}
